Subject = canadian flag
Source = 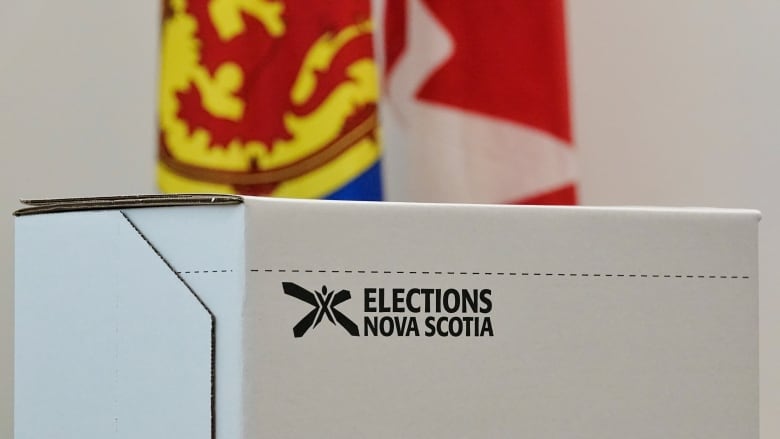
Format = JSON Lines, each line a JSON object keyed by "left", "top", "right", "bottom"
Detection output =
{"left": 379, "top": 0, "right": 577, "bottom": 204}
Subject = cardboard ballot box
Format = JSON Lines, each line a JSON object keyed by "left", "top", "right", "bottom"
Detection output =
{"left": 15, "top": 195, "right": 759, "bottom": 438}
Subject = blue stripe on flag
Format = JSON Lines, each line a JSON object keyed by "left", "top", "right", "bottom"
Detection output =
{"left": 324, "top": 161, "right": 383, "bottom": 201}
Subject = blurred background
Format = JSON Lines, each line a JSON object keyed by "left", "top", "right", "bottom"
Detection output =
{"left": 1, "top": 1, "right": 778, "bottom": 437}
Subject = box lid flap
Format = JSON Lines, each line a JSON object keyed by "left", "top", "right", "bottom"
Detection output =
{"left": 14, "top": 193, "right": 243, "bottom": 216}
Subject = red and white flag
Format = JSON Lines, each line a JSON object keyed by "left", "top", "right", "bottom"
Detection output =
{"left": 379, "top": 0, "right": 577, "bottom": 204}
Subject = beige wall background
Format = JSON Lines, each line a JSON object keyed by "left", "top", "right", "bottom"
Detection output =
{"left": 1, "top": 1, "right": 777, "bottom": 437}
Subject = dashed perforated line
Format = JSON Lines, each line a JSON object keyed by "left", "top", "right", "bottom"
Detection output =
{"left": 175, "top": 269, "right": 750, "bottom": 279}
{"left": 175, "top": 269, "right": 234, "bottom": 274}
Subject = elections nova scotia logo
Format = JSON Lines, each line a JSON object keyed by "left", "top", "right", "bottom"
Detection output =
{"left": 283, "top": 282, "right": 494, "bottom": 338}
{"left": 283, "top": 282, "right": 360, "bottom": 337}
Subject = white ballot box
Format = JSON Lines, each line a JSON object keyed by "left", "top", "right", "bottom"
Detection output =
{"left": 14, "top": 195, "right": 759, "bottom": 438}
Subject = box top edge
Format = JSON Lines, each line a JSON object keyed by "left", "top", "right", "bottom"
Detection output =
{"left": 241, "top": 196, "right": 761, "bottom": 219}
{"left": 14, "top": 194, "right": 243, "bottom": 216}
{"left": 12, "top": 194, "right": 762, "bottom": 221}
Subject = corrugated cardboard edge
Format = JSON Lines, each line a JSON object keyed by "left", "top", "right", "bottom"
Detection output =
{"left": 120, "top": 211, "right": 218, "bottom": 438}
{"left": 14, "top": 194, "right": 243, "bottom": 216}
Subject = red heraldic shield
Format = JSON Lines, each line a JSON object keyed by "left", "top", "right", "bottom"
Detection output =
{"left": 159, "top": 0, "right": 382, "bottom": 199}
